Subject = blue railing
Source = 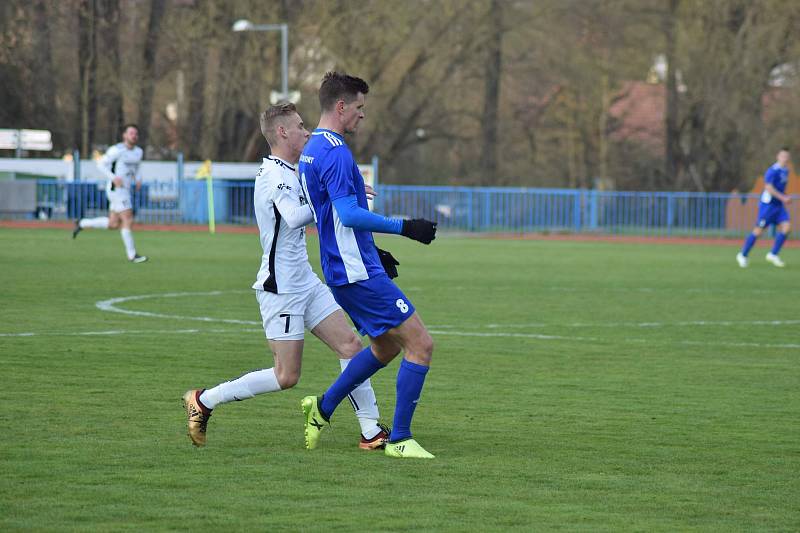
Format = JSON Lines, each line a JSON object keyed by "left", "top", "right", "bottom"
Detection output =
{"left": 21, "top": 179, "right": 799, "bottom": 237}
{"left": 375, "top": 186, "right": 796, "bottom": 237}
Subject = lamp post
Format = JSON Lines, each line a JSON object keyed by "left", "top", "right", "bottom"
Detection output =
{"left": 232, "top": 19, "right": 288, "bottom": 101}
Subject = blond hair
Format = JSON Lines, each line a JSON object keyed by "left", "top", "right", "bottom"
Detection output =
{"left": 259, "top": 102, "right": 297, "bottom": 146}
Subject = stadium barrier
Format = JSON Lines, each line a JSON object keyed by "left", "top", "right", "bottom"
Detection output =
{"left": 376, "top": 186, "right": 797, "bottom": 237}
{"left": 12, "top": 179, "right": 800, "bottom": 237}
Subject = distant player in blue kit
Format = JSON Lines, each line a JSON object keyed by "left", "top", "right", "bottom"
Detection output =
{"left": 298, "top": 72, "right": 439, "bottom": 459}
{"left": 737, "top": 147, "right": 792, "bottom": 268}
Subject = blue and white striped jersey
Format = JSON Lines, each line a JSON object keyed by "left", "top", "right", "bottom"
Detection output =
{"left": 298, "top": 129, "right": 384, "bottom": 286}
{"left": 760, "top": 163, "right": 790, "bottom": 205}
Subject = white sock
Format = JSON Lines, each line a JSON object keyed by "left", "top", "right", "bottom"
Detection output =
{"left": 199, "top": 368, "right": 281, "bottom": 410}
{"left": 79, "top": 216, "right": 109, "bottom": 229}
{"left": 120, "top": 228, "right": 136, "bottom": 259}
{"left": 340, "top": 358, "right": 381, "bottom": 438}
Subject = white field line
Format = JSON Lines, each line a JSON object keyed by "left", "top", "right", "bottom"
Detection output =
{"left": 0, "top": 328, "right": 263, "bottom": 338}
{"left": 95, "top": 291, "right": 260, "bottom": 325}
{"left": 446, "top": 286, "right": 800, "bottom": 294}
{"left": 486, "top": 319, "right": 800, "bottom": 329}
{"left": 2, "top": 291, "right": 797, "bottom": 350}
{"left": 95, "top": 292, "right": 800, "bottom": 330}
{"left": 2, "top": 326, "right": 798, "bottom": 350}
{"left": 426, "top": 330, "right": 800, "bottom": 349}
{"left": 544, "top": 286, "right": 800, "bottom": 294}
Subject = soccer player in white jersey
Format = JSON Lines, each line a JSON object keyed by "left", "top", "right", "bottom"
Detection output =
{"left": 72, "top": 123, "right": 148, "bottom": 263}
{"left": 299, "top": 72, "right": 438, "bottom": 459}
{"left": 182, "top": 102, "right": 389, "bottom": 450}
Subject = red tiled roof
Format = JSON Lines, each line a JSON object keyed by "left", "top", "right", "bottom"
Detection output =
{"left": 608, "top": 81, "right": 665, "bottom": 151}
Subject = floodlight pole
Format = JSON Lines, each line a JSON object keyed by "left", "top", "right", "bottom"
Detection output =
{"left": 232, "top": 20, "right": 288, "bottom": 100}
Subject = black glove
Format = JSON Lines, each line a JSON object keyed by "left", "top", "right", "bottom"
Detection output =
{"left": 376, "top": 247, "right": 399, "bottom": 279}
{"left": 400, "top": 218, "right": 437, "bottom": 244}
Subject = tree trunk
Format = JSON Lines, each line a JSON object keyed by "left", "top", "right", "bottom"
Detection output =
{"left": 181, "top": 57, "right": 207, "bottom": 160}
{"left": 664, "top": 0, "right": 681, "bottom": 187}
{"left": 32, "top": 0, "right": 57, "bottom": 136}
{"left": 77, "top": 0, "right": 98, "bottom": 157}
{"left": 598, "top": 51, "right": 610, "bottom": 189}
{"left": 479, "top": 0, "right": 503, "bottom": 185}
{"left": 137, "top": 0, "right": 167, "bottom": 153}
{"left": 98, "top": 0, "right": 124, "bottom": 143}
{"left": 200, "top": 45, "right": 222, "bottom": 159}
{"left": 686, "top": 102, "right": 707, "bottom": 192}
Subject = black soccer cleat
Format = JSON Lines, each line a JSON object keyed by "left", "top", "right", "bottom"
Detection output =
{"left": 72, "top": 220, "right": 82, "bottom": 239}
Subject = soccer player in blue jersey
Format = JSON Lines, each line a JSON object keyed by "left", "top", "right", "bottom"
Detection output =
{"left": 298, "top": 72, "right": 439, "bottom": 459}
{"left": 182, "top": 103, "right": 389, "bottom": 451}
{"left": 737, "top": 147, "right": 792, "bottom": 268}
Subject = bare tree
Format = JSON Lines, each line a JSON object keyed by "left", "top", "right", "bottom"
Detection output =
{"left": 77, "top": 0, "right": 98, "bottom": 157}
{"left": 97, "top": 0, "right": 124, "bottom": 143}
{"left": 679, "top": 0, "right": 800, "bottom": 191}
{"left": 31, "top": 1, "right": 57, "bottom": 131}
{"left": 136, "top": 0, "right": 166, "bottom": 152}
{"left": 664, "top": 0, "right": 681, "bottom": 185}
{"left": 479, "top": 0, "right": 503, "bottom": 185}
{"left": 3, "top": 0, "right": 800, "bottom": 189}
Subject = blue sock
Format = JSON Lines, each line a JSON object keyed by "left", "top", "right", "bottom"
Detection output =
{"left": 771, "top": 232, "right": 788, "bottom": 255}
{"left": 389, "top": 359, "right": 429, "bottom": 442}
{"left": 320, "top": 347, "right": 384, "bottom": 419}
{"left": 741, "top": 233, "right": 757, "bottom": 256}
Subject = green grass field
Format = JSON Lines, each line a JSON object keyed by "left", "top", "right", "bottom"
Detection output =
{"left": 1, "top": 227, "right": 798, "bottom": 531}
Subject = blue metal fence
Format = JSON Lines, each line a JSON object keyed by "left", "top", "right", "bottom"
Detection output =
{"left": 375, "top": 186, "right": 795, "bottom": 237}
{"left": 22, "top": 179, "right": 798, "bottom": 237}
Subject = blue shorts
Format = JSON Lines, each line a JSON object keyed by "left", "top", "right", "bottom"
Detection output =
{"left": 329, "top": 273, "right": 415, "bottom": 338}
{"left": 756, "top": 203, "right": 790, "bottom": 228}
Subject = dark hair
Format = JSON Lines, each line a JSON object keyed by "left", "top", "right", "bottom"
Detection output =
{"left": 779, "top": 146, "right": 790, "bottom": 152}
{"left": 318, "top": 72, "right": 369, "bottom": 112}
{"left": 259, "top": 102, "right": 298, "bottom": 145}
{"left": 121, "top": 123, "right": 138, "bottom": 136}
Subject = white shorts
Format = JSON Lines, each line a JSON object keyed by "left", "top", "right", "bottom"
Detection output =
{"left": 256, "top": 282, "right": 341, "bottom": 341}
{"left": 107, "top": 189, "right": 132, "bottom": 213}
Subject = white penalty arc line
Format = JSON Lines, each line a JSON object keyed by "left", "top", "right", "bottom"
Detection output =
{"left": 95, "top": 291, "right": 260, "bottom": 325}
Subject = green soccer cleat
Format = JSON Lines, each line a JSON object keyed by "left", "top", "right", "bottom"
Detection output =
{"left": 384, "top": 438, "right": 435, "bottom": 459}
{"left": 301, "top": 395, "right": 329, "bottom": 450}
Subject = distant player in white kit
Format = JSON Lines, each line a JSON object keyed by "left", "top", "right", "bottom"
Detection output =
{"left": 72, "top": 123, "right": 148, "bottom": 263}
{"left": 182, "top": 102, "right": 388, "bottom": 450}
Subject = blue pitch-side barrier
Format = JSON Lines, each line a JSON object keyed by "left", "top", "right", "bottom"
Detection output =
{"left": 23, "top": 179, "right": 799, "bottom": 237}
